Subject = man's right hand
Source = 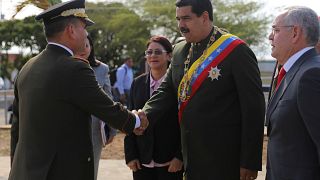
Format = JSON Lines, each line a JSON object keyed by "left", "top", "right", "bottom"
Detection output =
{"left": 132, "top": 109, "right": 149, "bottom": 135}
{"left": 127, "top": 159, "right": 141, "bottom": 172}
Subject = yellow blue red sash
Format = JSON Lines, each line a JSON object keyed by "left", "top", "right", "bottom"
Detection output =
{"left": 178, "top": 34, "right": 245, "bottom": 122}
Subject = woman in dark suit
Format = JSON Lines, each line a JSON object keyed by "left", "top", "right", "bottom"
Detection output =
{"left": 124, "top": 36, "right": 183, "bottom": 180}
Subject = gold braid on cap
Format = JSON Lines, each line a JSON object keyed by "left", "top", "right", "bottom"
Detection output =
{"left": 60, "top": 8, "right": 88, "bottom": 18}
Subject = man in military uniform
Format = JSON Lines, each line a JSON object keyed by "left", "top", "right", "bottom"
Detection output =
{"left": 142, "top": 0, "right": 265, "bottom": 179}
{"left": 9, "top": 0, "right": 147, "bottom": 179}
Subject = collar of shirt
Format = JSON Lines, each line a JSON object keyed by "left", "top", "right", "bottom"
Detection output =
{"left": 283, "top": 47, "right": 313, "bottom": 72}
{"left": 48, "top": 42, "right": 74, "bottom": 56}
{"left": 149, "top": 73, "right": 166, "bottom": 96}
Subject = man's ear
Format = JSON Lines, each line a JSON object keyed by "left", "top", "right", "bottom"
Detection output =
{"left": 292, "top": 25, "right": 302, "bottom": 44}
{"left": 202, "top": 11, "right": 210, "bottom": 24}
{"left": 65, "top": 23, "right": 76, "bottom": 40}
{"left": 167, "top": 53, "right": 173, "bottom": 60}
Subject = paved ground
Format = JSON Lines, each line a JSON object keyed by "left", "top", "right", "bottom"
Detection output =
{"left": 0, "top": 156, "right": 266, "bottom": 180}
{"left": 1, "top": 107, "right": 267, "bottom": 180}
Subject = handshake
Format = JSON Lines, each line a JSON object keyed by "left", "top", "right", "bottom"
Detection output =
{"left": 132, "top": 109, "right": 149, "bottom": 135}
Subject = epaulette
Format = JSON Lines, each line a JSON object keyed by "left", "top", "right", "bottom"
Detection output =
{"left": 72, "top": 56, "right": 89, "bottom": 64}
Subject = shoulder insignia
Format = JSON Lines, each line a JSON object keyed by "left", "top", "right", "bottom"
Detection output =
{"left": 72, "top": 56, "right": 89, "bottom": 64}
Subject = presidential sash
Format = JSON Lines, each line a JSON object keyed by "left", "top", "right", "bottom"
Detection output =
{"left": 177, "top": 34, "right": 245, "bottom": 122}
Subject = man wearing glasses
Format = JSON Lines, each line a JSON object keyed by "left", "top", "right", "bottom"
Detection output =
{"left": 266, "top": 6, "right": 320, "bottom": 180}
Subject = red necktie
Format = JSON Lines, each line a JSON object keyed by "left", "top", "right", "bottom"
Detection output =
{"left": 276, "top": 67, "right": 286, "bottom": 89}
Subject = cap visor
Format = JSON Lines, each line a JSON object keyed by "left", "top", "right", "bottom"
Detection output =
{"left": 85, "top": 18, "right": 94, "bottom": 26}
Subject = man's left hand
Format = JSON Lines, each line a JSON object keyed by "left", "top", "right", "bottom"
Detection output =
{"left": 168, "top": 158, "right": 183, "bottom": 172}
{"left": 240, "top": 167, "right": 257, "bottom": 180}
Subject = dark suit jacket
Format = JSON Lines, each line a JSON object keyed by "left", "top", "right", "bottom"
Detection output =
{"left": 9, "top": 44, "right": 136, "bottom": 180}
{"left": 143, "top": 30, "right": 265, "bottom": 179}
{"left": 124, "top": 73, "right": 182, "bottom": 164}
{"left": 266, "top": 48, "right": 320, "bottom": 180}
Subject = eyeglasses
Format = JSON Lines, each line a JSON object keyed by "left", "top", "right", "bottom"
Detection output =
{"left": 271, "top": 25, "right": 294, "bottom": 35}
{"left": 145, "top": 49, "right": 167, "bottom": 56}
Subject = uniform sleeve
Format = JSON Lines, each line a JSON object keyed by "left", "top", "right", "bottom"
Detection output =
{"left": 10, "top": 81, "right": 19, "bottom": 166}
{"left": 143, "top": 64, "right": 178, "bottom": 126}
{"left": 231, "top": 44, "right": 265, "bottom": 171}
{"left": 128, "top": 79, "right": 136, "bottom": 111}
{"left": 69, "top": 62, "right": 136, "bottom": 134}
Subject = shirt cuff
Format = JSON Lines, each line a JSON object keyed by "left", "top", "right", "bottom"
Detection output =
{"left": 134, "top": 114, "right": 141, "bottom": 128}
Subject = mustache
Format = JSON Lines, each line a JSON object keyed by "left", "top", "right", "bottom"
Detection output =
{"left": 180, "top": 27, "right": 190, "bottom": 33}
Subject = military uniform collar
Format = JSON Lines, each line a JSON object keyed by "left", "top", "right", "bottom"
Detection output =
{"left": 192, "top": 27, "right": 215, "bottom": 50}
{"left": 48, "top": 42, "right": 73, "bottom": 56}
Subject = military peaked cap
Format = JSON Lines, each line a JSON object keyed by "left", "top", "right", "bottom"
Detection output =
{"left": 35, "top": 0, "right": 94, "bottom": 26}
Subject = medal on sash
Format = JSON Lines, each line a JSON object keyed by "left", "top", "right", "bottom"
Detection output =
{"left": 177, "top": 31, "right": 245, "bottom": 122}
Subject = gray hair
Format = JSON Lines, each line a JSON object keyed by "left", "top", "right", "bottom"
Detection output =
{"left": 283, "top": 6, "right": 319, "bottom": 46}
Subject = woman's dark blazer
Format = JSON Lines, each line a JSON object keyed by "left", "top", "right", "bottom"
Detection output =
{"left": 124, "top": 73, "right": 182, "bottom": 164}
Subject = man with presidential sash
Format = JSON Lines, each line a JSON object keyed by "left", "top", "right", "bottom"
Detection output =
{"left": 142, "top": 0, "right": 265, "bottom": 179}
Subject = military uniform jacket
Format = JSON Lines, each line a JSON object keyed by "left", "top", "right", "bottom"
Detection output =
{"left": 9, "top": 44, "right": 136, "bottom": 180}
{"left": 143, "top": 30, "right": 265, "bottom": 179}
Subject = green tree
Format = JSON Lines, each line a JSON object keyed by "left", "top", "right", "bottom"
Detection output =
{"left": 129, "top": 0, "right": 271, "bottom": 47}
{"left": 0, "top": 20, "right": 19, "bottom": 79}
{"left": 129, "top": 0, "right": 179, "bottom": 42}
{"left": 0, "top": 16, "right": 46, "bottom": 54}
{"left": 86, "top": 2, "right": 150, "bottom": 67}
{"left": 0, "top": 16, "right": 46, "bottom": 78}
{"left": 213, "top": 0, "right": 270, "bottom": 47}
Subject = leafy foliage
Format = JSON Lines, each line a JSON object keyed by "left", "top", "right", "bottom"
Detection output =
{"left": 0, "top": 16, "right": 46, "bottom": 53}
{"left": 128, "top": 0, "right": 179, "bottom": 42}
{"left": 129, "top": 0, "right": 271, "bottom": 47}
{"left": 213, "top": 0, "right": 271, "bottom": 46}
{"left": 0, "top": 16, "right": 46, "bottom": 78}
{"left": 86, "top": 2, "right": 150, "bottom": 67}
{"left": 2, "top": 0, "right": 271, "bottom": 76}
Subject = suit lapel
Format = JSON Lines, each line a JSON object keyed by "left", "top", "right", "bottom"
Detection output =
{"left": 144, "top": 73, "right": 151, "bottom": 100}
{"left": 266, "top": 49, "right": 317, "bottom": 125}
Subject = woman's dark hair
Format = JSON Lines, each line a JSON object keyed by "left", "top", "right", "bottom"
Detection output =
{"left": 175, "top": 0, "right": 213, "bottom": 21}
{"left": 146, "top": 35, "right": 173, "bottom": 53}
{"left": 87, "top": 36, "right": 99, "bottom": 67}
